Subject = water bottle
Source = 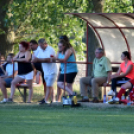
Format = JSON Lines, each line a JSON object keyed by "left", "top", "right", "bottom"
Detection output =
{"left": 103, "top": 95, "right": 106, "bottom": 103}
{"left": 121, "top": 94, "right": 125, "bottom": 100}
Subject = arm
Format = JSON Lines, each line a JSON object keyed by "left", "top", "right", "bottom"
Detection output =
{"left": 57, "top": 49, "right": 72, "bottom": 63}
{"left": 0, "top": 70, "right": 17, "bottom": 78}
{"left": 111, "top": 67, "right": 121, "bottom": 79}
{"left": 103, "top": 71, "right": 112, "bottom": 86}
{"left": 117, "top": 64, "right": 133, "bottom": 78}
{"left": 13, "top": 52, "right": 20, "bottom": 61}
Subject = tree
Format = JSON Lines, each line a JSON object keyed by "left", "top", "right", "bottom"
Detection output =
{"left": 0, "top": 0, "right": 95, "bottom": 58}
{"left": 0, "top": 0, "right": 14, "bottom": 56}
{"left": 0, "top": 0, "right": 133, "bottom": 57}
{"left": 103, "top": 0, "right": 133, "bottom": 13}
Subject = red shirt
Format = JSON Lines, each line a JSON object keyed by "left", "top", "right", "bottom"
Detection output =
{"left": 120, "top": 60, "right": 134, "bottom": 79}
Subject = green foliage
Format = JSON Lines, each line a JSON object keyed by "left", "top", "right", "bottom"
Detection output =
{"left": 1, "top": 0, "right": 134, "bottom": 58}
{"left": 5, "top": 0, "right": 94, "bottom": 58}
{"left": 103, "top": 0, "right": 133, "bottom": 13}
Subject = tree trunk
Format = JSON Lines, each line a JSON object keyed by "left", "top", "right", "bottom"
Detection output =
{"left": 0, "top": 0, "right": 14, "bottom": 57}
{"left": 0, "top": 32, "right": 14, "bottom": 56}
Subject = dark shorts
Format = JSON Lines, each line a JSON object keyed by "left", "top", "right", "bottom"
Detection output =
{"left": 33, "top": 63, "right": 45, "bottom": 83}
{"left": 4, "top": 78, "right": 13, "bottom": 87}
{"left": 58, "top": 72, "right": 77, "bottom": 84}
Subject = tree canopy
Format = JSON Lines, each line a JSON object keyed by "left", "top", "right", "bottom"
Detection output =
{"left": 0, "top": 0, "right": 133, "bottom": 58}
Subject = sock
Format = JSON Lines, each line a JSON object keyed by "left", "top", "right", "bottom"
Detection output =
{"left": 117, "top": 88, "right": 126, "bottom": 100}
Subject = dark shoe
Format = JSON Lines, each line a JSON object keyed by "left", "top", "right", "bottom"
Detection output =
{"left": 78, "top": 98, "right": 89, "bottom": 102}
{"left": 38, "top": 98, "right": 45, "bottom": 102}
{"left": 7, "top": 98, "right": 13, "bottom": 103}
{"left": 39, "top": 99, "right": 45, "bottom": 104}
{"left": 91, "top": 97, "right": 99, "bottom": 103}
{"left": 26, "top": 102, "right": 31, "bottom": 103}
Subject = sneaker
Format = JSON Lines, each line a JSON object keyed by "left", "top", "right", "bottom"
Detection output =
{"left": 39, "top": 99, "right": 50, "bottom": 105}
{"left": 39, "top": 99, "right": 45, "bottom": 104}
{"left": 107, "top": 90, "right": 115, "bottom": 96}
{"left": 7, "top": 98, "right": 13, "bottom": 103}
{"left": 0, "top": 98, "right": 7, "bottom": 103}
{"left": 108, "top": 97, "right": 119, "bottom": 104}
{"left": 91, "top": 97, "right": 99, "bottom": 103}
{"left": 62, "top": 96, "right": 70, "bottom": 105}
{"left": 38, "top": 98, "right": 45, "bottom": 102}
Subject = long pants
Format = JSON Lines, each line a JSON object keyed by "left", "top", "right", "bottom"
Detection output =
{"left": 111, "top": 77, "right": 130, "bottom": 92}
{"left": 80, "top": 76, "right": 107, "bottom": 98}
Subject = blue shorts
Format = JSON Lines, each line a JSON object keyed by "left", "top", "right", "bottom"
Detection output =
{"left": 4, "top": 78, "right": 13, "bottom": 87}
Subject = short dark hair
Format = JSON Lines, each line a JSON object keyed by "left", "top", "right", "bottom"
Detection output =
{"left": 122, "top": 51, "right": 131, "bottom": 60}
{"left": 8, "top": 53, "right": 14, "bottom": 58}
{"left": 30, "top": 40, "right": 38, "bottom": 45}
{"left": 97, "top": 47, "right": 104, "bottom": 54}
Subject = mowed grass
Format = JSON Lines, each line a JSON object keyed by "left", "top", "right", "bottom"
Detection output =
{"left": 0, "top": 104, "right": 134, "bottom": 134}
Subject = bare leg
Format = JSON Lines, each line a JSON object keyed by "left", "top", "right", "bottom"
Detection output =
{"left": 10, "top": 76, "right": 24, "bottom": 99}
{"left": 45, "top": 86, "right": 53, "bottom": 102}
{"left": 57, "top": 86, "right": 62, "bottom": 102}
{"left": 51, "top": 87, "right": 56, "bottom": 102}
{"left": 121, "top": 82, "right": 132, "bottom": 89}
{"left": 57, "top": 82, "right": 74, "bottom": 95}
{"left": 27, "top": 80, "right": 33, "bottom": 102}
{"left": 0, "top": 78, "right": 7, "bottom": 98}
{"left": 43, "top": 82, "right": 46, "bottom": 97}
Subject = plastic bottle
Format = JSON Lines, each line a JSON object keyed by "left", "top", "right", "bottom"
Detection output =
{"left": 121, "top": 94, "right": 125, "bottom": 100}
{"left": 103, "top": 95, "right": 106, "bottom": 103}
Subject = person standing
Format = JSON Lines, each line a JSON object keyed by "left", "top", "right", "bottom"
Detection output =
{"left": 31, "top": 38, "right": 57, "bottom": 104}
{"left": 30, "top": 40, "right": 46, "bottom": 102}
{"left": 55, "top": 39, "right": 78, "bottom": 97}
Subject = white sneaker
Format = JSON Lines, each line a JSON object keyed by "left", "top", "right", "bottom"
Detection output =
{"left": 108, "top": 97, "right": 119, "bottom": 104}
{"left": 0, "top": 98, "right": 7, "bottom": 103}
{"left": 107, "top": 90, "right": 115, "bottom": 96}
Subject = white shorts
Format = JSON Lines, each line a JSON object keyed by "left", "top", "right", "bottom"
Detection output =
{"left": 44, "top": 74, "right": 57, "bottom": 87}
{"left": 18, "top": 71, "right": 33, "bottom": 80}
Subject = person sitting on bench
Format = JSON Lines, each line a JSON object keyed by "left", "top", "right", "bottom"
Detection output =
{"left": 79, "top": 48, "right": 112, "bottom": 103}
{"left": 109, "top": 79, "right": 134, "bottom": 104}
{"left": 0, "top": 53, "right": 18, "bottom": 103}
{"left": 8, "top": 41, "right": 33, "bottom": 103}
{"left": 108, "top": 51, "right": 134, "bottom": 99}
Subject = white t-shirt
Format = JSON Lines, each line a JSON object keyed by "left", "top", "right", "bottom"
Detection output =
{"left": 38, "top": 45, "right": 58, "bottom": 76}
{"left": 33, "top": 46, "right": 42, "bottom": 58}
{"left": 6, "top": 63, "right": 18, "bottom": 76}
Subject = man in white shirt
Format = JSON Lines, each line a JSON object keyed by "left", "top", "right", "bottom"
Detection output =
{"left": 32, "top": 38, "right": 58, "bottom": 104}
{"left": 0, "top": 53, "right": 18, "bottom": 103}
{"left": 30, "top": 40, "right": 46, "bottom": 102}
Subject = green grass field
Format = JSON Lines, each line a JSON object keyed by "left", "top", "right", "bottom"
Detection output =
{"left": 0, "top": 104, "right": 134, "bottom": 134}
